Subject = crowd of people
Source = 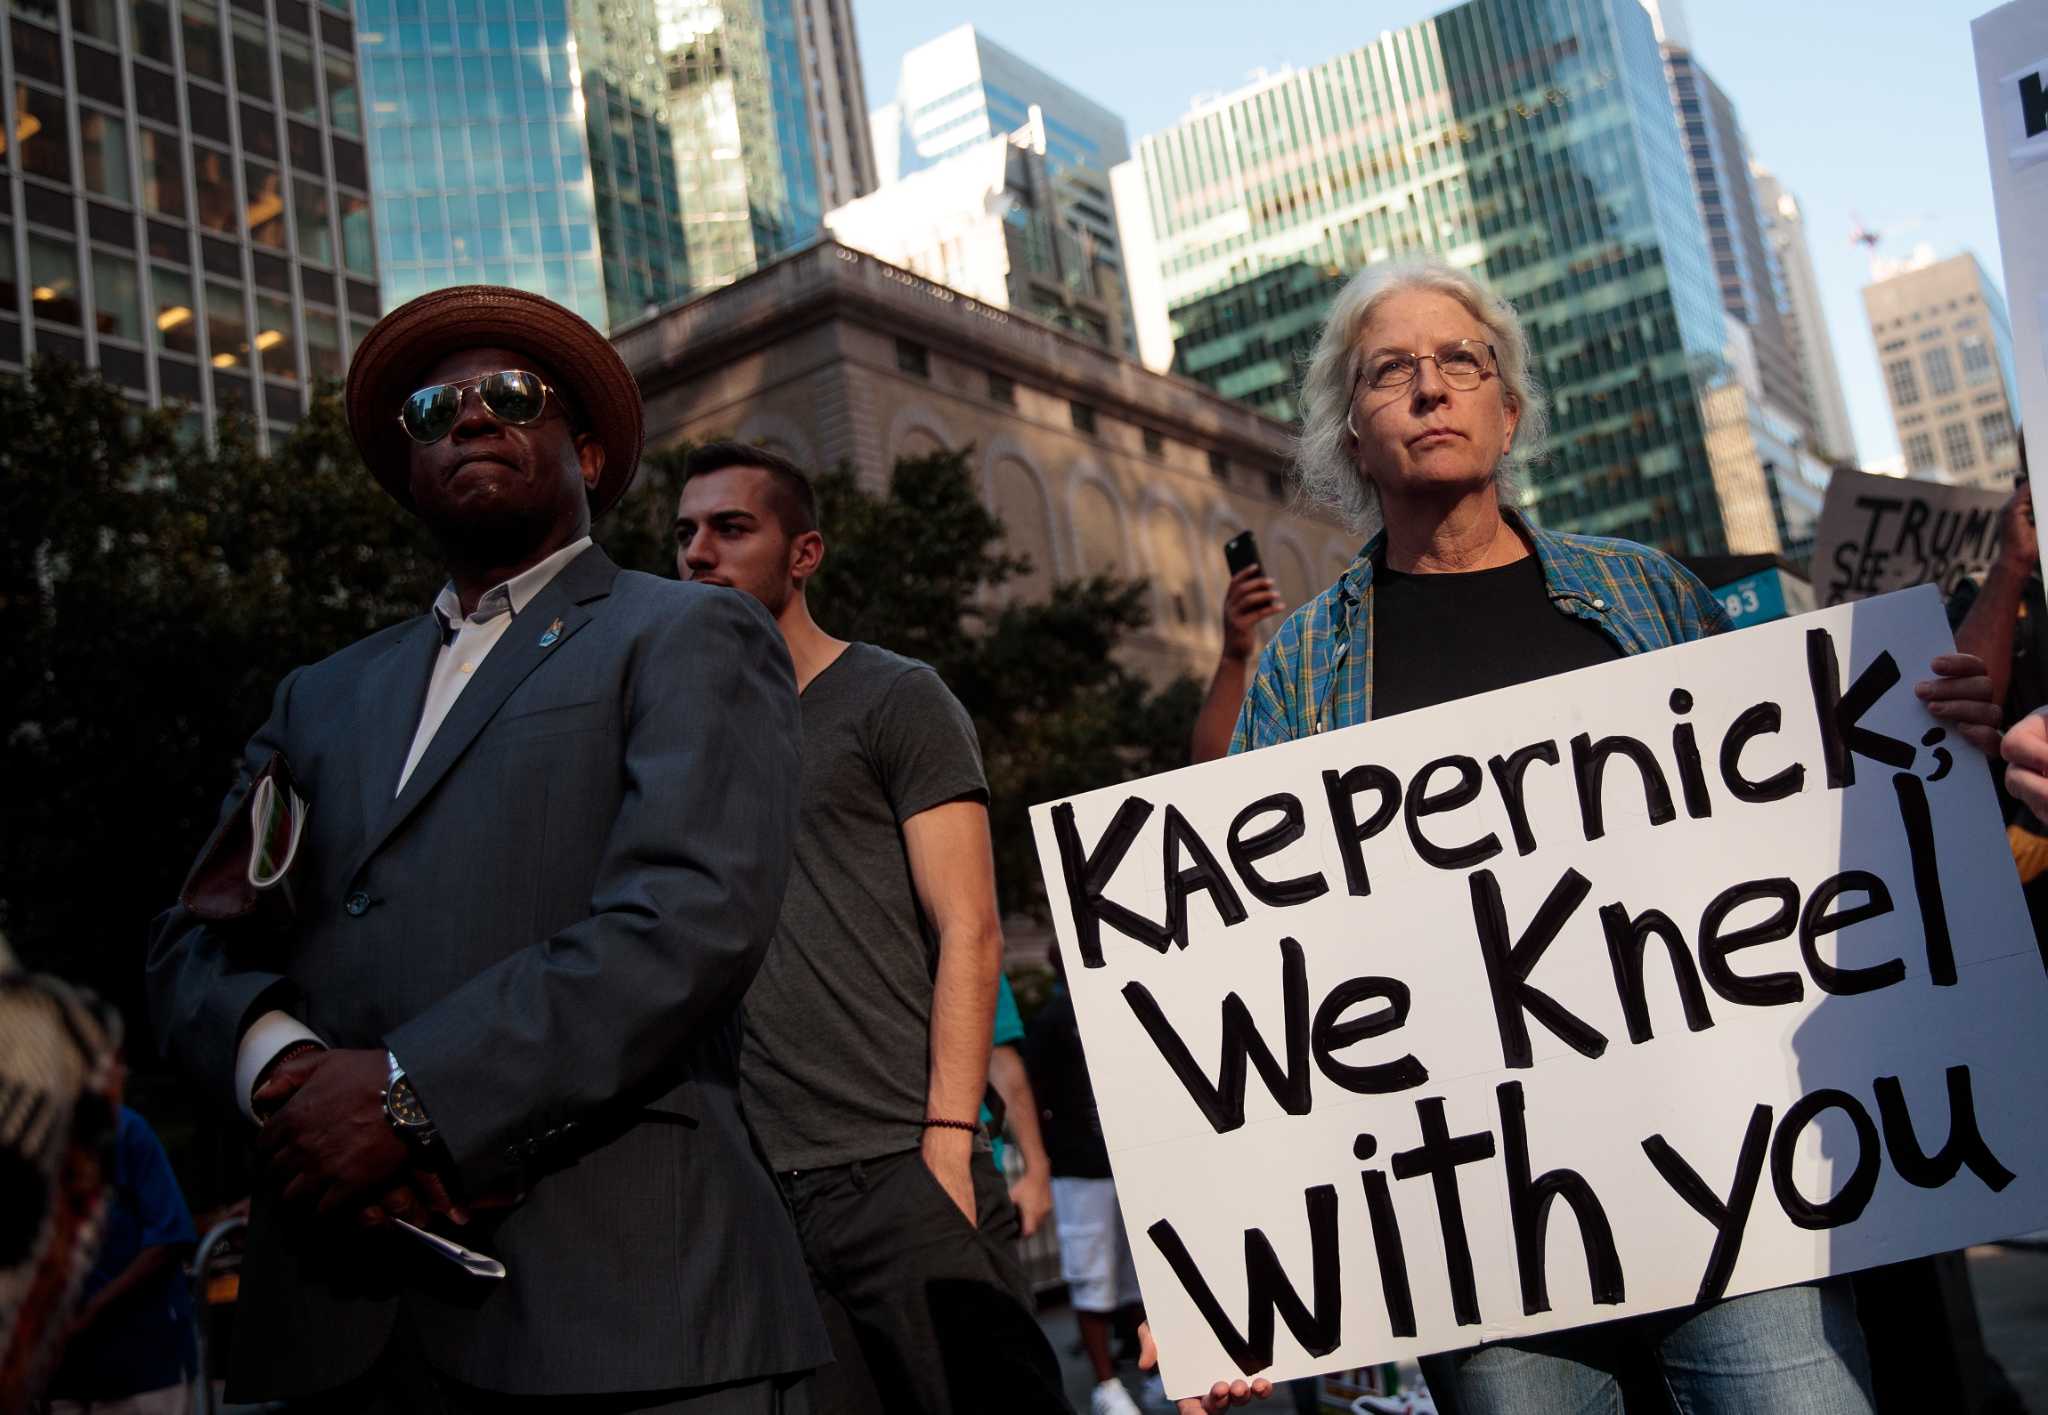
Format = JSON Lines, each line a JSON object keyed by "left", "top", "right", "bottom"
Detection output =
{"left": 6, "top": 251, "right": 2043, "bottom": 1415}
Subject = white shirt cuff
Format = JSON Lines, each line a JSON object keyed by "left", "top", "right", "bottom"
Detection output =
{"left": 234, "top": 1010, "right": 324, "bottom": 1122}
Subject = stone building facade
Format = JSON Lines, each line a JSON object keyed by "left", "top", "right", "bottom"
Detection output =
{"left": 614, "top": 239, "right": 1355, "bottom": 683}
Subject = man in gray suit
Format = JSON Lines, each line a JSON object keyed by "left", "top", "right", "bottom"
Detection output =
{"left": 148, "top": 287, "right": 827, "bottom": 1412}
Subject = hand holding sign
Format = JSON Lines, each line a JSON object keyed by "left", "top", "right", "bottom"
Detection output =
{"left": 1033, "top": 587, "right": 2047, "bottom": 1398}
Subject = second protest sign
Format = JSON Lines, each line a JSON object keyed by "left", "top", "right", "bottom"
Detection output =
{"left": 1030, "top": 585, "right": 2048, "bottom": 1396}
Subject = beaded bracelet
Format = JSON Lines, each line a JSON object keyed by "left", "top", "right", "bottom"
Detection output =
{"left": 921, "top": 1117, "right": 980, "bottom": 1134}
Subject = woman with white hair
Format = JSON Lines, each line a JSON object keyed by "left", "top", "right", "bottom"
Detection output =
{"left": 1226, "top": 258, "right": 2001, "bottom": 1412}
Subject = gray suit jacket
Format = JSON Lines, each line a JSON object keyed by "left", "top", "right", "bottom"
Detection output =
{"left": 147, "top": 546, "right": 829, "bottom": 1400}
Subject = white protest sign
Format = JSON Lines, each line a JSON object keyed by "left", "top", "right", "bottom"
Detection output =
{"left": 1976, "top": 2, "right": 2048, "bottom": 555}
{"left": 1809, "top": 468, "right": 2010, "bottom": 606}
{"left": 1030, "top": 587, "right": 2048, "bottom": 1398}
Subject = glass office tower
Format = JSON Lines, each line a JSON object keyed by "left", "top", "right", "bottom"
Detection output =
{"left": 358, "top": 0, "right": 688, "bottom": 329}
{"left": 662, "top": 0, "right": 821, "bottom": 293}
{"left": 1125, "top": 0, "right": 1757, "bottom": 554}
{"left": 3, "top": 0, "right": 378, "bottom": 445}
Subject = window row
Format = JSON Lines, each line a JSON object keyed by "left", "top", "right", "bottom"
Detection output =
{"left": 4, "top": 229, "right": 351, "bottom": 383}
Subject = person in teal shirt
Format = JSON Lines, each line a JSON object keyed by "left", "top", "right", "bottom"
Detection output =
{"left": 984, "top": 973, "right": 1051, "bottom": 1236}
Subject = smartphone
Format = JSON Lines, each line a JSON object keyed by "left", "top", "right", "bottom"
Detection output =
{"left": 1223, "top": 529, "right": 1261, "bottom": 576}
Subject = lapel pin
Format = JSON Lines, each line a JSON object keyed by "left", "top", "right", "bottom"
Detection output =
{"left": 538, "top": 617, "right": 563, "bottom": 648}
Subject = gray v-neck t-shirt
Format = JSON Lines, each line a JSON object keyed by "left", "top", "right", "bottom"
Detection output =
{"left": 739, "top": 642, "right": 989, "bottom": 1171}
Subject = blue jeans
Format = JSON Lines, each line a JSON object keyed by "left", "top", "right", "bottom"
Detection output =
{"left": 1419, "top": 1281, "right": 1873, "bottom": 1415}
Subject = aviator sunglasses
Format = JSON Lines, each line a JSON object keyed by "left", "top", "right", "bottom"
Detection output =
{"left": 398, "top": 368, "right": 557, "bottom": 444}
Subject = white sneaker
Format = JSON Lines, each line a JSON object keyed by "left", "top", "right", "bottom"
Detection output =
{"left": 1092, "top": 1377, "right": 1143, "bottom": 1415}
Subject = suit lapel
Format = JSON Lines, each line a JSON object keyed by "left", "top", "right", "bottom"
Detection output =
{"left": 353, "top": 615, "right": 444, "bottom": 837}
{"left": 353, "top": 546, "right": 620, "bottom": 873}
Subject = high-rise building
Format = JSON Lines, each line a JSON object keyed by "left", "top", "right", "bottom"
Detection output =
{"left": 358, "top": 0, "right": 839, "bottom": 329}
{"left": 825, "top": 118, "right": 1128, "bottom": 353}
{"left": 4, "top": 0, "right": 378, "bottom": 444}
{"left": 1751, "top": 162, "right": 1856, "bottom": 463}
{"left": 359, "top": 0, "right": 682, "bottom": 330}
{"left": 1862, "top": 252, "right": 2021, "bottom": 489}
{"left": 1118, "top": 0, "right": 1767, "bottom": 555}
{"left": 1660, "top": 45, "right": 1812, "bottom": 448}
{"left": 791, "top": 0, "right": 875, "bottom": 211}
{"left": 663, "top": 0, "right": 822, "bottom": 294}
{"left": 868, "top": 25, "right": 1130, "bottom": 345}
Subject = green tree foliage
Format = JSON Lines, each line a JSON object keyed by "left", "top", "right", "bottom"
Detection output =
{"left": 1, "top": 361, "right": 437, "bottom": 1028}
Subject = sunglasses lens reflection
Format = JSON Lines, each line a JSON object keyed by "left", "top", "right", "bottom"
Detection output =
{"left": 401, "top": 383, "right": 461, "bottom": 443}
{"left": 482, "top": 370, "right": 545, "bottom": 423}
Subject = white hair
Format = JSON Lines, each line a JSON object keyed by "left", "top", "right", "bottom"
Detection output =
{"left": 1294, "top": 258, "right": 1549, "bottom": 534}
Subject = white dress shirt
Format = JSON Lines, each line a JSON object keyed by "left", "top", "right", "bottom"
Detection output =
{"left": 232, "top": 537, "right": 594, "bottom": 1120}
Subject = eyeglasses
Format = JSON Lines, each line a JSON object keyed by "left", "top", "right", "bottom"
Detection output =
{"left": 397, "top": 369, "right": 555, "bottom": 444}
{"left": 1354, "top": 340, "right": 1499, "bottom": 393}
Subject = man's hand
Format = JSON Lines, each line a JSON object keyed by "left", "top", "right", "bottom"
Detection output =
{"left": 1914, "top": 652, "right": 2003, "bottom": 757}
{"left": 2005, "top": 707, "right": 2048, "bottom": 818}
{"left": 920, "top": 1125, "right": 978, "bottom": 1230}
{"left": 1221, "top": 566, "right": 1285, "bottom": 663}
{"left": 1139, "top": 1320, "right": 1273, "bottom": 1411}
{"left": 1008, "top": 1162, "right": 1052, "bottom": 1238}
{"left": 250, "top": 1042, "right": 327, "bottom": 1123}
{"left": 257, "top": 1047, "right": 409, "bottom": 1218}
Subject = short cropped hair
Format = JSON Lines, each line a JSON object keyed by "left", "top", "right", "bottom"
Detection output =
{"left": 1295, "top": 257, "right": 1549, "bottom": 534}
{"left": 681, "top": 440, "right": 818, "bottom": 537}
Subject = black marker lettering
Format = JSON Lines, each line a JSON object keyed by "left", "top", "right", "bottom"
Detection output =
{"left": 1360, "top": 1168, "right": 1417, "bottom": 1338}
{"left": 1806, "top": 630, "right": 1915, "bottom": 789}
{"left": 1642, "top": 1104, "right": 1773, "bottom": 1303}
{"left": 1147, "top": 1183, "right": 1343, "bottom": 1376}
{"left": 1470, "top": 867, "right": 1607, "bottom": 1069}
{"left": 1390, "top": 1097, "right": 1497, "bottom": 1327}
{"left": 1770, "top": 1088, "right": 1880, "bottom": 1229}
{"left": 1121, "top": 936, "right": 1311, "bottom": 1134}
{"left": 1698, "top": 879, "right": 1804, "bottom": 1007}
{"left": 1488, "top": 740, "right": 1562, "bottom": 856}
{"left": 1719, "top": 702, "right": 1805, "bottom": 804}
{"left": 1323, "top": 764, "right": 1401, "bottom": 897}
{"left": 1052, "top": 798, "right": 1171, "bottom": 967}
{"left": 1669, "top": 689, "right": 1713, "bottom": 819}
{"left": 1313, "top": 975, "right": 1428, "bottom": 1094}
{"left": 1161, "top": 804, "right": 1249, "bottom": 949}
{"left": 1798, "top": 871, "right": 1904, "bottom": 996}
{"left": 1404, "top": 755, "right": 1504, "bottom": 870}
{"left": 1571, "top": 732, "right": 1677, "bottom": 841}
{"left": 1227, "top": 793, "right": 1330, "bottom": 908}
{"left": 1874, "top": 1066, "right": 2016, "bottom": 1192}
{"left": 1600, "top": 901, "right": 1713, "bottom": 1044}
{"left": 1893, "top": 772, "right": 1958, "bottom": 986}
{"left": 1498, "top": 1080, "right": 1625, "bottom": 1313}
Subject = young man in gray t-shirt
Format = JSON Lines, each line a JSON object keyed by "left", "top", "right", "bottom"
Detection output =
{"left": 673, "top": 442, "right": 1071, "bottom": 1415}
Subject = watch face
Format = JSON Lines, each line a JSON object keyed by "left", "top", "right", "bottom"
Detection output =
{"left": 387, "top": 1078, "right": 432, "bottom": 1130}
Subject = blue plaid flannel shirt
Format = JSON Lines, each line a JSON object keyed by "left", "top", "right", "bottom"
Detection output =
{"left": 1229, "top": 511, "right": 1735, "bottom": 753}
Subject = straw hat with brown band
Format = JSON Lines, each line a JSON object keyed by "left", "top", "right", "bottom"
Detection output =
{"left": 343, "top": 285, "right": 644, "bottom": 518}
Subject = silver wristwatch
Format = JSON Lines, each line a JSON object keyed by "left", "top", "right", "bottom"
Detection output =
{"left": 383, "top": 1050, "right": 437, "bottom": 1145}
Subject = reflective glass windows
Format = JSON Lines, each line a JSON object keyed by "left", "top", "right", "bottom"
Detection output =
{"left": 140, "top": 126, "right": 186, "bottom": 218}
{"left": 152, "top": 264, "right": 198, "bottom": 356}
{"left": 28, "top": 232, "right": 82, "bottom": 326}
{"left": 205, "top": 279, "right": 245, "bottom": 367}
{"left": 294, "top": 175, "right": 332, "bottom": 265}
{"left": 13, "top": 82, "right": 70, "bottom": 182}
{"left": 80, "top": 108, "right": 132, "bottom": 202}
{"left": 182, "top": 0, "right": 224, "bottom": 84}
{"left": 92, "top": 250, "right": 143, "bottom": 341}
{"left": 254, "top": 292, "right": 295, "bottom": 381}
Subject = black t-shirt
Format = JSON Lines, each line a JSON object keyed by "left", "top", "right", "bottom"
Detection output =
{"left": 1371, "top": 553, "right": 1623, "bottom": 717}
{"left": 739, "top": 643, "right": 990, "bottom": 1170}
{"left": 1021, "top": 988, "right": 1111, "bottom": 1179}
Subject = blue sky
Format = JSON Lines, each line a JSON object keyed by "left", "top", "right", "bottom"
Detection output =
{"left": 852, "top": 0, "right": 2004, "bottom": 469}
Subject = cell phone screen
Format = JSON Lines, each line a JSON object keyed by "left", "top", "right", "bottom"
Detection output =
{"left": 1223, "top": 530, "right": 1261, "bottom": 576}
